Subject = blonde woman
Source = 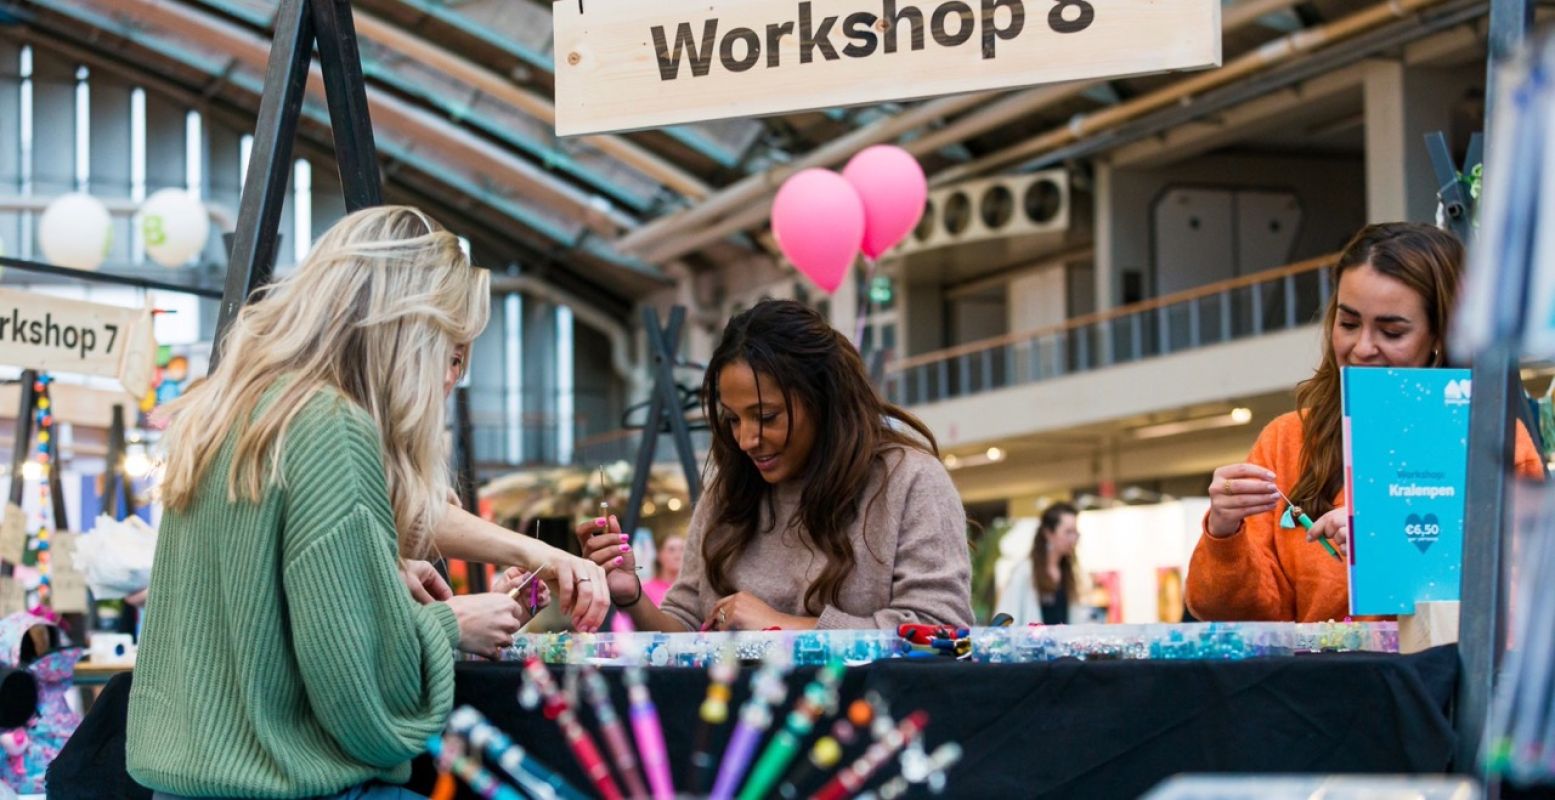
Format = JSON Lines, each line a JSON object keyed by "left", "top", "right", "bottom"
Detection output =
{"left": 127, "top": 207, "right": 607, "bottom": 800}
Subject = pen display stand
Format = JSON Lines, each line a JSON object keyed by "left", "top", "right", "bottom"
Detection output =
{"left": 504, "top": 621, "right": 1399, "bottom": 668}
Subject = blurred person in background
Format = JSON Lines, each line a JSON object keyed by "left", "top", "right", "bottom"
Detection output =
{"left": 997, "top": 502, "right": 1080, "bottom": 625}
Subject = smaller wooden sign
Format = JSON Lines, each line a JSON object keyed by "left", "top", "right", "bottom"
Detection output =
{"left": 0, "top": 577, "right": 24, "bottom": 617}
{"left": 49, "top": 533, "right": 89, "bottom": 614}
{"left": 0, "top": 504, "right": 26, "bottom": 565}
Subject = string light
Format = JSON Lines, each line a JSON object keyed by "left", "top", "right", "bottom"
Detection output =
{"left": 123, "top": 451, "right": 152, "bottom": 478}
{"left": 29, "top": 374, "right": 57, "bottom": 602}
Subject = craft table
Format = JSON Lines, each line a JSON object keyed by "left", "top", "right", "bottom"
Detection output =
{"left": 49, "top": 646, "right": 1458, "bottom": 799}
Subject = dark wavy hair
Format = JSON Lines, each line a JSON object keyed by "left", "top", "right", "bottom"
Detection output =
{"left": 701, "top": 299, "right": 939, "bottom": 615}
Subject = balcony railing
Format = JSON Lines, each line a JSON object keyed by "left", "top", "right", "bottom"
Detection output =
{"left": 573, "top": 426, "right": 712, "bottom": 467}
{"left": 885, "top": 254, "right": 1334, "bottom": 406}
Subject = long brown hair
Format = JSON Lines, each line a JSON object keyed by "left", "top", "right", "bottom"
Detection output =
{"left": 701, "top": 300, "right": 939, "bottom": 615}
{"left": 1291, "top": 223, "right": 1462, "bottom": 518}
{"left": 1030, "top": 502, "right": 1078, "bottom": 600}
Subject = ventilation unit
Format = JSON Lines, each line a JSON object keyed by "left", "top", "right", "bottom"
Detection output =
{"left": 894, "top": 169, "right": 1071, "bottom": 256}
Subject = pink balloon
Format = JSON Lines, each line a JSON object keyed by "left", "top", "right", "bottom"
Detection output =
{"left": 842, "top": 145, "right": 928, "bottom": 260}
{"left": 771, "top": 169, "right": 864, "bottom": 294}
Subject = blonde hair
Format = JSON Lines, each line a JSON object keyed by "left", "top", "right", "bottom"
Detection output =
{"left": 159, "top": 205, "right": 490, "bottom": 557}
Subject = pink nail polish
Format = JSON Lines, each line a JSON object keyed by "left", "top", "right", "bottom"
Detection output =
{"left": 595, "top": 517, "right": 606, "bottom": 526}
{"left": 619, "top": 534, "right": 629, "bottom": 542}
{"left": 620, "top": 544, "right": 630, "bottom": 552}
{"left": 614, "top": 556, "right": 624, "bottom": 566}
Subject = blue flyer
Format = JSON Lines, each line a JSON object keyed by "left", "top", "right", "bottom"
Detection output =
{"left": 1342, "top": 367, "right": 1471, "bottom": 615}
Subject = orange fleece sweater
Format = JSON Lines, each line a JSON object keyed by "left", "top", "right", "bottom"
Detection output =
{"left": 1187, "top": 410, "right": 1544, "bottom": 623}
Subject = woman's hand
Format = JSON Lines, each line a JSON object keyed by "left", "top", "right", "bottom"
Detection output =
{"left": 573, "top": 515, "right": 643, "bottom": 606}
{"left": 1306, "top": 506, "right": 1350, "bottom": 559}
{"left": 446, "top": 593, "right": 523, "bottom": 659}
{"left": 531, "top": 550, "right": 610, "bottom": 633}
{"left": 400, "top": 559, "right": 453, "bottom": 605}
{"left": 1206, "top": 464, "right": 1281, "bottom": 537}
{"left": 705, "top": 592, "right": 815, "bottom": 632}
{"left": 492, "top": 567, "right": 551, "bottom": 623}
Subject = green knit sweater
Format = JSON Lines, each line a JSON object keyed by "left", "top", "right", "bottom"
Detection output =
{"left": 127, "top": 388, "right": 459, "bottom": 798}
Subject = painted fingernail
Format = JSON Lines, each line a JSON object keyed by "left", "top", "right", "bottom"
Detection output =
{"left": 614, "top": 556, "right": 624, "bottom": 566}
{"left": 595, "top": 517, "right": 606, "bottom": 526}
{"left": 620, "top": 544, "right": 631, "bottom": 552}
{"left": 620, "top": 534, "right": 629, "bottom": 542}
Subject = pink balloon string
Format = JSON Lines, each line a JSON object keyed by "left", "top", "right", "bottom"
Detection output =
{"left": 853, "top": 257, "right": 877, "bottom": 348}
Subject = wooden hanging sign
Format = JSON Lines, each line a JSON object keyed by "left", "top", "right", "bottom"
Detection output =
{"left": 553, "top": 0, "right": 1221, "bottom": 135}
{"left": 0, "top": 289, "right": 158, "bottom": 397}
{"left": 48, "top": 533, "right": 89, "bottom": 614}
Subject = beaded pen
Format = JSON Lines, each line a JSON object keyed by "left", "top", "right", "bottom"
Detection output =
{"left": 504, "top": 520, "right": 548, "bottom": 606}
{"left": 778, "top": 698, "right": 873, "bottom": 800}
{"left": 687, "top": 644, "right": 740, "bottom": 795}
{"left": 425, "top": 734, "right": 525, "bottom": 800}
{"left": 809, "top": 710, "right": 929, "bottom": 800}
{"left": 623, "top": 666, "right": 675, "bottom": 800}
{"left": 595, "top": 466, "right": 612, "bottom": 536}
{"left": 709, "top": 655, "right": 791, "bottom": 800}
{"left": 522, "top": 658, "right": 624, "bottom": 800}
{"left": 448, "top": 706, "right": 591, "bottom": 800}
{"left": 738, "top": 660, "right": 846, "bottom": 800}
{"left": 580, "top": 666, "right": 650, "bottom": 800}
{"left": 1274, "top": 486, "right": 1342, "bottom": 561}
{"left": 528, "top": 520, "right": 542, "bottom": 617}
{"left": 505, "top": 568, "right": 542, "bottom": 602}
{"left": 860, "top": 741, "right": 962, "bottom": 800}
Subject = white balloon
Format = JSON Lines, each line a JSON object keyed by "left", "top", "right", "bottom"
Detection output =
{"left": 140, "top": 188, "right": 210, "bottom": 268}
{"left": 39, "top": 193, "right": 112, "bottom": 271}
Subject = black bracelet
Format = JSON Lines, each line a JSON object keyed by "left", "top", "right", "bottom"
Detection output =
{"left": 615, "top": 576, "right": 644, "bottom": 608}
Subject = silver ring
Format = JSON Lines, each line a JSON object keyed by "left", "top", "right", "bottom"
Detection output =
{"left": 718, "top": 609, "right": 727, "bottom": 625}
{"left": 577, "top": 576, "right": 592, "bottom": 583}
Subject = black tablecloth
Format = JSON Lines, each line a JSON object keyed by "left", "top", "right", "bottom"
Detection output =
{"left": 49, "top": 646, "right": 1459, "bottom": 799}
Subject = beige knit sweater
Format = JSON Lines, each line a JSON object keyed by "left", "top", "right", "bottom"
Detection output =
{"left": 660, "top": 446, "right": 973, "bottom": 630}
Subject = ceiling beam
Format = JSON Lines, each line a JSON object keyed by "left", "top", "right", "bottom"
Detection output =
{"left": 350, "top": 9, "right": 714, "bottom": 201}
{"left": 371, "top": 0, "right": 751, "bottom": 169}
{"left": 82, "top": 0, "right": 639, "bottom": 240}
{"left": 9, "top": 9, "right": 667, "bottom": 300}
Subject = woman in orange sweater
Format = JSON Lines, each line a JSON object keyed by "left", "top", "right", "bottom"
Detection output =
{"left": 1187, "top": 223, "right": 1543, "bottom": 623}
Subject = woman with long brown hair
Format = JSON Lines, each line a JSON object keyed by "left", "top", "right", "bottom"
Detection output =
{"left": 996, "top": 502, "right": 1080, "bottom": 625}
{"left": 575, "top": 299, "right": 973, "bottom": 630}
{"left": 1187, "top": 222, "right": 1543, "bottom": 623}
